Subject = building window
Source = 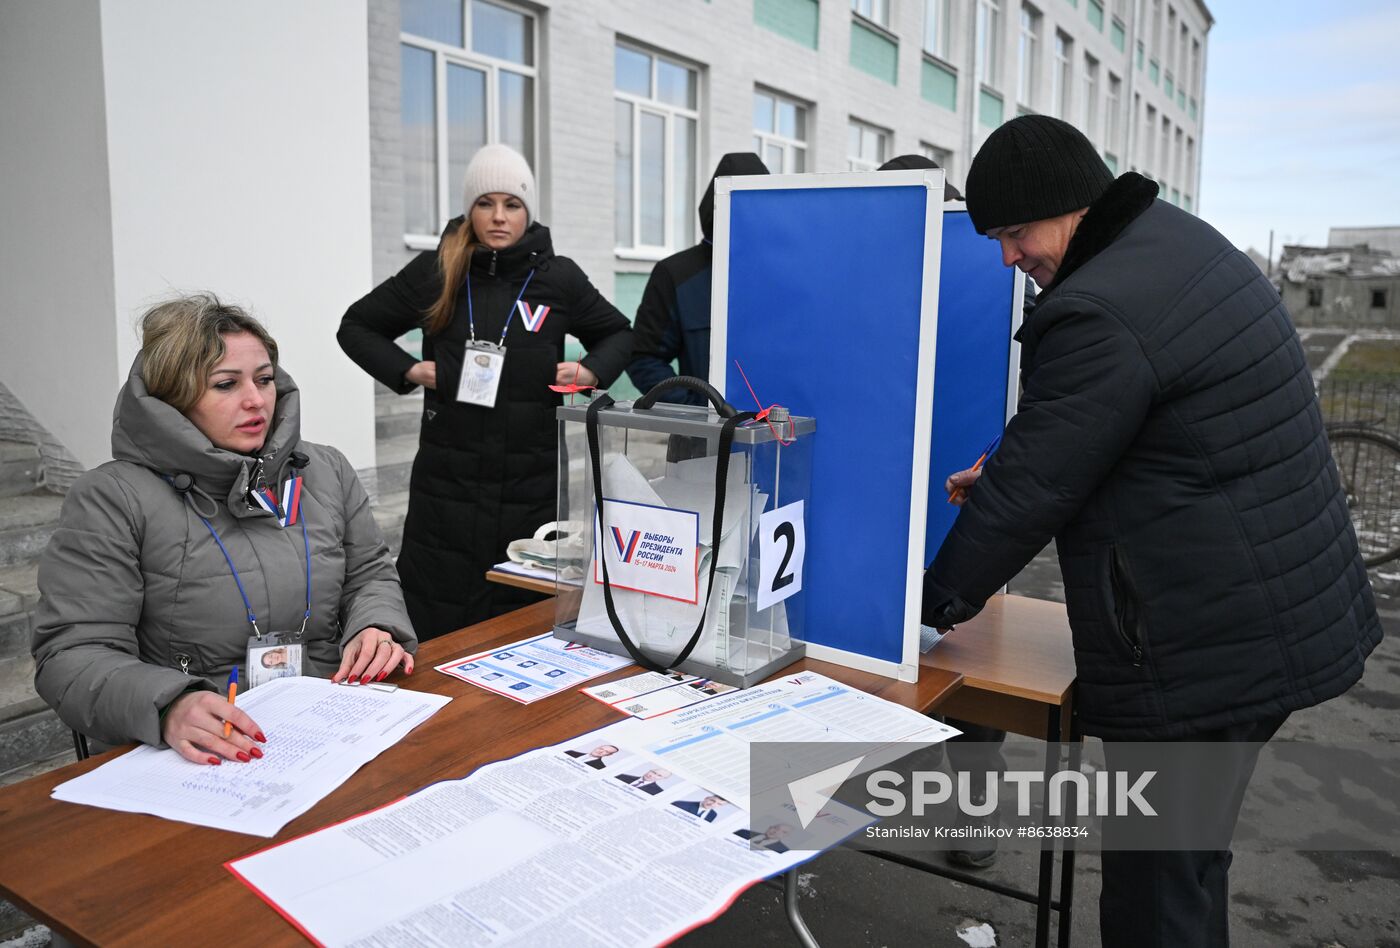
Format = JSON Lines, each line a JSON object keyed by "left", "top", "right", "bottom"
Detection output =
{"left": 1017, "top": 4, "right": 1041, "bottom": 108}
{"left": 921, "top": 141, "right": 955, "bottom": 180}
{"left": 1106, "top": 72, "right": 1122, "bottom": 154}
{"left": 614, "top": 44, "right": 700, "bottom": 255}
{"left": 1051, "top": 31, "right": 1072, "bottom": 119}
{"left": 925, "top": 0, "right": 952, "bottom": 59}
{"left": 1087, "top": 0, "right": 1104, "bottom": 31}
{"left": 1160, "top": 115, "right": 1171, "bottom": 184}
{"left": 848, "top": 118, "right": 889, "bottom": 171}
{"left": 1082, "top": 54, "right": 1100, "bottom": 142}
{"left": 1308, "top": 287, "right": 1323, "bottom": 308}
{"left": 754, "top": 88, "right": 809, "bottom": 173}
{"left": 1143, "top": 104, "right": 1157, "bottom": 176}
{"left": 1190, "top": 38, "right": 1202, "bottom": 101}
{"left": 976, "top": 0, "right": 1002, "bottom": 87}
{"left": 1373, "top": 289, "right": 1389, "bottom": 310}
{"left": 1135, "top": 39, "right": 1144, "bottom": 70}
{"left": 400, "top": 0, "right": 538, "bottom": 244}
{"left": 852, "top": 0, "right": 890, "bottom": 28}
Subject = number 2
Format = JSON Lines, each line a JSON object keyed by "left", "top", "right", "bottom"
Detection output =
{"left": 772, "top": 522, "right": 796, "bottom": 592}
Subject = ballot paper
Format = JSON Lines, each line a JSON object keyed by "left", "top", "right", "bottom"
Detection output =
{"left": 51, "top": 677, "right": 450, "bottom": 837}
{"left": 435, "top": 632, "right": 634, "bottom": 703}
{"left": 228, "top": 672, "right": 954, "bottom": 947}
{"left": 230, "top": 722, "right": 867, "bottom": 946}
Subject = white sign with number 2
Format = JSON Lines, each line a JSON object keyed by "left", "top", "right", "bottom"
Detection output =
{"left": 757, "top": 500, "right": 806, "bottom": 611}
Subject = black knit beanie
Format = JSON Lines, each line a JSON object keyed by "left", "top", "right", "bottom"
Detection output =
{"left": 965, "top": 115, "right": 1114, "bottom": 234}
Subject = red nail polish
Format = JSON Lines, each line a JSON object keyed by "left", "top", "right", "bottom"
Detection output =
{"left": 377, "top": 671, "right": 388, "bottom": 681}
{"left": 361, "top": 674, "right": 371, "bottom": 684}
{"left": 249, "top": 747, "right": 264, "bottom": 759}
{"left": 236, "top": 751, "right": 250, "bottom": 762}
{"left": 208, "top": 756, "right": 221, "bottom": 765}
{"left": 255, "top": 732, "right": 267, "bottom": 743}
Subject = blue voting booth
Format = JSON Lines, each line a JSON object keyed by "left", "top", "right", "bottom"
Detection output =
{"left": 710, "top": 172, "right": 1019, "bottom": 681}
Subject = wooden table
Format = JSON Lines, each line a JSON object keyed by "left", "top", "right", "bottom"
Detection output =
{"left": 484, "top": 567, "right": 557, "bottom": 596}
{"left": 895, "top": 594, "right": 1080, "bottom": 948}
{"left": 0, "top": 600, "right": 961, "bottom": 947}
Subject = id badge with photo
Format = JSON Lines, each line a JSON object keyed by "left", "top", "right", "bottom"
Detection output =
{"left": 457, "top": 341, "right": 506, "bottom": 408}
{"left": 246, "top": 632, "right": 305, "bottom": 689}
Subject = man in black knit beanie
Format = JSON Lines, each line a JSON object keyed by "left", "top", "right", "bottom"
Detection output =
{"left": 922, "top": 114, "right": 1379, "bottom": 946}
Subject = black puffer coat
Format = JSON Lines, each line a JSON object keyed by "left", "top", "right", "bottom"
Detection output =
{"left": 923, "top": 174, "right": 1381, "bottom": 739}
{"left": 339, "top": 221, "right": 633, "bottom": 638}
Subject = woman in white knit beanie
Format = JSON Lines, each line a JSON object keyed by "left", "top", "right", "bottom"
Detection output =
{"left": 338, "top": 143, "right": 634, "bottom": 639}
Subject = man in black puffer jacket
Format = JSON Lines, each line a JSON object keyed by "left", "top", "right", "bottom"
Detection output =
{"left": 625, "top": 153, "right": 768, "bottom": 404}
{"left": 922, "top": 115, "right": 1380, "bottom": 946}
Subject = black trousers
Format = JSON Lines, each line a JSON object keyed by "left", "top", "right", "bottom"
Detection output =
{"left": 1098, "top": 713, "right": 1288, "bottom": 948}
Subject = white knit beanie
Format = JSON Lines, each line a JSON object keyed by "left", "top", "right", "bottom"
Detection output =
{"left": 461, "top": 143, "right": 536, "bottom": 222}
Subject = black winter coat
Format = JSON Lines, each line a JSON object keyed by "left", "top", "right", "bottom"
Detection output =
{"left": 923, "top": 174, "right": 1381, "bottom": 739}
{"left": 338, "top": 221, "right": 633, "bottom": 638}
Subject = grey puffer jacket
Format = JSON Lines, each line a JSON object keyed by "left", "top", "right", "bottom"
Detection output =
{"left": 32, "top": 358, "right": 415, "bottom": 747}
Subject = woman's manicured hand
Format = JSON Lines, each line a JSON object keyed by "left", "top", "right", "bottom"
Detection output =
{"left": 336, "top": 627, "right": 414, "bottom": 685}
{"left": 161, "top": 691, "right": 266, "bottom": 765}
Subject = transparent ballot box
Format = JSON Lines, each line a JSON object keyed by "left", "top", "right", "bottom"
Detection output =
{"left": 553, "top": 379, "right": 814, "bottom": 688}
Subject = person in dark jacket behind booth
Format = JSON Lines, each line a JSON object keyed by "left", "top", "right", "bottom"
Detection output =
{"left": 922, "top": 115, "right": 1380, "bottom": 947}
{"left": 876, "top": 153, "right": 965, "bottom": 201}
{"left": 338, "top": 144, "right": 633, "bottom": 639}
{"left": 625, "top": 152, "right": 768, "bottom": 404}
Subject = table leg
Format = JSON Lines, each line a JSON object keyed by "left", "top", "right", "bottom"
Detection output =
{"left": 783, "top": 870, "right": 820, "bottom": 948}
{"left": 1057, "top": 701, "right": 1082, "bottom": 948}
{"left": 1035, "top": 704, "right": 1062, "bottom": 948}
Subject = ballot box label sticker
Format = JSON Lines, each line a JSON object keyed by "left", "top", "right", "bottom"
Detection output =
{"left": 595, "top": 499, "right": 700, "bottom": 603}
{"left": 758, "top": 500, "right": 806, "bottom": 611}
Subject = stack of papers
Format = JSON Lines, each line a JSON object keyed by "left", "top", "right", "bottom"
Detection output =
{"left": 51, "top": 677, "right": 451, "bottom": 837}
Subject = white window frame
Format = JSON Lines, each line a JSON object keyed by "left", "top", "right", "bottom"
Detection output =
{"left": 1051, "top": 31, "right": 1072, "bottom": 119}
{"left": 847, "top": 118, "right": 889, "bottom": 171}
{"left": 401, "top": 0, "right": 539, "bottom": 250}
{"left": 976, "top": 0, "right": 1002, "bottom": 87}
{"left": 852, "top": 0, "right": 891, "bottom": 28}
{"left": 1105, "top": 72, "right": 1122, "bottom": 155}
{"left": 924, "top": 0, "right": 952, "bottom": 59}
{"left": 1082, "top": 54, "right": 1100, "bottom": 143}
{"left": 754, "top": 87, "right": 810, "bottom": 174}
{"left": 1017, "top": 4, "right": 1041, "bottom": 108}
{"left": 613, "top": 43, "right": 702, "bottom": 261}
{"left": 920, "top": 141, "right": 955, "bottom": 183}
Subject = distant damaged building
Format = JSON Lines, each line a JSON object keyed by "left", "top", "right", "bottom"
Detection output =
{"left": 1280, "top": 242, "right": 1400, "bottom": 328}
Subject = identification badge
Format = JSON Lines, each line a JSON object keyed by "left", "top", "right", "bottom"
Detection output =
{"left": 457, "top": 341, "right": 506, "bottom": 407}
{"left": 246, "top": 631, "right": 304, "bottom": 689}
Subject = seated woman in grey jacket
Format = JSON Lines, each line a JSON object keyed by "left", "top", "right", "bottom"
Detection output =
{"left": 32, "top": 294, "right": 416, "bottom": 765}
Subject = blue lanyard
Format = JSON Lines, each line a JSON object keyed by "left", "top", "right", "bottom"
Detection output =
{"left": 196, "top": 497, "right": 312, "bottom": 640}
{"left": 466, "top": 268, "right": 537, "bottom": 346}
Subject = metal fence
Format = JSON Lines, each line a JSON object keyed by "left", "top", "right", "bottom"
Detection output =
{"left": 1317, "top": 379, "right": 1400, "bottom": 439}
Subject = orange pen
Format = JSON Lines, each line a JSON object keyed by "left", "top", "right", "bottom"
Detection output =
{"left": 223, "top": 665, "right": 239, "bottom": 738}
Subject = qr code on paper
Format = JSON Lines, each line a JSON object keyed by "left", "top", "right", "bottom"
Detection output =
{"left": 623, "top": 703, "right": 647, "bottom": 714}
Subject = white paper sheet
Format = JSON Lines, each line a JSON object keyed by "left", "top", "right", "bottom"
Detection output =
{"left": 51, "top": 677, "right": 451, "bottom": 837}
{"left": 435, "top": 633, "right": 634, "bottom": 703}
{"left": 230, "top": 716, "right": 873, "bottom": 948}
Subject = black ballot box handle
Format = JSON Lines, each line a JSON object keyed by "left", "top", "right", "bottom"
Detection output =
{"left": 634, "top": 376, "right": 738, "bottom": 418}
